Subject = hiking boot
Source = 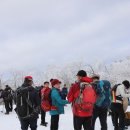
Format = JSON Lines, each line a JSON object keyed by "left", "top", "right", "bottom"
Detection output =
{"left": 5, "top": 112, "right": 9, "bottom": 115}
{"left": 40, "top": 122, "right": 48, "bottom": 127}
{"left": 9, "top": 109, "right": 12, "bottom": 112}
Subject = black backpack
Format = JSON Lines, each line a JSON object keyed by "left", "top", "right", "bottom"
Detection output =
{"left": 111, "top": 84, "right": 122, "bottom": 103}
{"left": 111, "top": 84, "right": 121, "bottom": 92}
{"left": 14, "top": 87, "right": 36, "bottom": 119}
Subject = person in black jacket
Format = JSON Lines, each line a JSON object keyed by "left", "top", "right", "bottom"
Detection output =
{"left": 61, "top": 84, "right": 68, "bottom": 100}
{"left": 2, "top": 85, "right": 13, "bottom": 114}
{"left": 14, "top": 76, "right": 40, "bottom": 130}
{"left": 6, "top": 85, "right": 14, "bottom": 112}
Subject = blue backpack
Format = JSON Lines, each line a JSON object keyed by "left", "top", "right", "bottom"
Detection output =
{"left": 93, "top": 80, "right": 111, "bottom": 108}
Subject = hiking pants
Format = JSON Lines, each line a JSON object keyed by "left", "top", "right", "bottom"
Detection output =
{"left": 9, "top": 99, "right": 13, "bottom": 111}
{"left": 41, "top": 108, "right": 46, "bottom": 124}
{"left": 111, "top": 103, "right": 125, "bottom": 130}
{"left": 50, "top": 115, "right": 59, "bottom": 130}
{"left": 74, "top": 116, "right": 92, "bottom": 130}
{"left": 4, "top": 100, "right": 10, "bottom": 113}
{"left": 20, "top": 118, "right": 38, "bottom": 130}
{"left": 92, "top": 106, "right": 108, "bottom": 130}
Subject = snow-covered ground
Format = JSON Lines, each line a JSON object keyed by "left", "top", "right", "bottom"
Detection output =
{"left": 0, "top": 105, "right": 130, "bottom": 130}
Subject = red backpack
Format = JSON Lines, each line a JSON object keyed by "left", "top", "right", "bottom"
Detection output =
{"left": 41, "top": 87, "right": 52, "bottom": 112}
{"left": 74, "top": 82, "right": 97, "bottom": 112}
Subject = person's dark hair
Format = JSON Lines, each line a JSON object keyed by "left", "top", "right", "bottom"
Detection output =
{"left": 50, "top": 79, "right": 53, "bottom": 82}
{"left": 77, "top": 70, "right": 87, "bottom": 77}
{"left": 5, "top": 85, "right": 9, "bottom": 88}
{"left": 122, "top": 80, "right": 130, "bottom": 89}
{"left": 93, "top": 76, "right": 100, "bottom": 80}
{"left": 44, "top": 81, "right": 49, "bottom": 85}
{"left": 91, "top": 74, "right": 100, "bottom": 80}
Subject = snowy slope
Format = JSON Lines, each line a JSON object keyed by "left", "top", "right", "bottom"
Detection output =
{"left": 0, "top": 105, "right": 130, "bottom": 130}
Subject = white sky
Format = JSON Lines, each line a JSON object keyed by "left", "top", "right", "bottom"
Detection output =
{"left": 0, "top": 0, "right": 130, "bottom": 72}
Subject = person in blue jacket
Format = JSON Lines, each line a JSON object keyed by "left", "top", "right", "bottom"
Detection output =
{"left": 50, "top": 79, "right": 69, "bottom": 130}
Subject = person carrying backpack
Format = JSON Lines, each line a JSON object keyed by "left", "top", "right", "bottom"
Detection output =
{"left": 111, "top": 80, "right": 130, "bottom": 130}
{"left": 7, "top": 85, "right": 14, "bottom": 112}
{"left": 67, "top": 70, "right": 96, "bottom": 130}
{"left": 50, "top": 79, "right": 69, "bottom": 130}
{"left": 40, "top": 81, "right": 50, "bottom": 127}
{"left": 110, "top": 84, "right": 121, "bottom": 127}
{"left": 91, "top": 74, "right": 111, "bottom": 130}
{"left": 14, "top": 76, "right": 40, "bottom": 130}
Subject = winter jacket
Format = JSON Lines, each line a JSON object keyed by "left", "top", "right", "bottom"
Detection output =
{"left": 2, "top": 87, "right": 13, "bottom": 101}
{"left": 114, "top": 84, "right": 130, "bottom": 104}
{"left": 67, "top": 77, "right": 94, "bottom": 117}
{"left": 50, "top": 87, "right": 69, "bottom": 116}
{"left": 61, "top": 87, "right": 68, "bottom": 99}
{"left": 14, "top": 84, "right": 40, "bottom": 119}
{"left": 116, "top": 84, "right": 130, "bottom": 98}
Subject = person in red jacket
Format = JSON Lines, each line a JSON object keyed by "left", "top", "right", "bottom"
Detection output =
{"left": 67, "top": 70, "right": 94, "bottom": 130}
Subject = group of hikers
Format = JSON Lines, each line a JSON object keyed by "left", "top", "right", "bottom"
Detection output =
{"left": 0, "top": 69, "right": 130, "bottom": 130}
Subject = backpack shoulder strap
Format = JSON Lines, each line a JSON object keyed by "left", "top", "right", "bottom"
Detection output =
{"left": 79, "top": 82, "right": 92, "bottom": 97}
{"left": 80, "top": 82, "right": 91, "bottom": 88}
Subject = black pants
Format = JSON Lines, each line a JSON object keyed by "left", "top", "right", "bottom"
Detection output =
{"left": 20, "top": 118, "right": 38, "bottom": 130}
{"left": 41, "top": 108, "right": 46, "bottom": 124}
{"left": 74, "top": 116, "right": 92, "bottom": 130}
{"left": 4, "top": 100, "right": 10, "bottom": 113}
{"left": 92, "top": 106, "right": 108, "bottom": 130}
{"left": 51, "top": 115, "right": 59, "bottom": 130}
{"left": 111, "top": 103, "right": 125, "bottom": 130}
{"left": 110, "top": 111, "right": 115, "bottom": 126}
{"left": 9, "top": 99, "right": 13, "bottom": 111}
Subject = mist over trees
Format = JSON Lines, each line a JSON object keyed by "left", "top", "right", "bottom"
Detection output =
{"left": 0, "top": 57, "right": 130, "bottom": 90}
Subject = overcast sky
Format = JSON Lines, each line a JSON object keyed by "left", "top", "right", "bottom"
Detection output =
{"left": 0, "top": 0, "right": 130, "bottom": 72}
